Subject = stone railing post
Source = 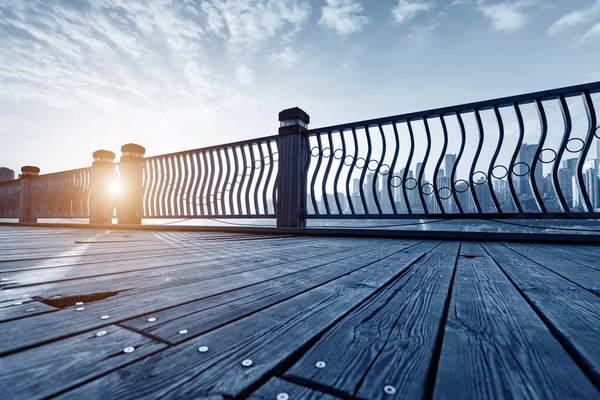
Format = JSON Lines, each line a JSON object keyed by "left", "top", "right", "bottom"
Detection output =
{"left": 117, "top": 143, "right": 145, "bottom": 225}
{"left": 276, "top": 107, "right": 310, "bottom": 228}
{"left": 19, "top": 165, "right": 40, "bottom": 223}
{"left": 90, "top": 150, "right": 116, "bottom": 224}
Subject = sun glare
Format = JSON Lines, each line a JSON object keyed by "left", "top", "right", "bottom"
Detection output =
{"left": 109, "top": 178, "right": 121, "bottom": 195}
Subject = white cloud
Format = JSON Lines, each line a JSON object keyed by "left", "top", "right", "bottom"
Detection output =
{"left": 392, "top": 0, "right": 435, "bottom": 24}
{"left": 548, "top": 0, "right": 600, "bottom": 36}
{"left": 319, "top": 0, "right": 370, "bottom": 35}
{"left": 477, "top": 1, "right": 530, "bottom": 33}
{"left": 269, "top": 48, "right": 303, "bottom": 69}
{"left": 200, "top": 0, "right": 311, "bottom": 51}
{"left": 235, "top": 65, "right": 255, "bottom": 85}
{"left": 580, "top": 22, "right": 600, "bottom": 42}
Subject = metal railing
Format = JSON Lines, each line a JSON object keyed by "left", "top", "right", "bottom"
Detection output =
{"left": 304, "top": 81, "right": 600, "bottom": 219}
{"left": 0, "top": 179, "right": 20, "bottom": 218}
{"left": 29, "top": 168, "right": 92, "bottom": 218}
{"left": 141, "top": 136, "right": 279, "bottom": 219}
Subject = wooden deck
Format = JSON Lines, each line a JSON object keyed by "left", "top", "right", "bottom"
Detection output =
{"left": 0, "top": 226, "right": 599, "bottom": 399}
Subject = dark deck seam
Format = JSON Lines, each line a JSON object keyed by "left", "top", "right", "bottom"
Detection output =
{"left": 481, "top": 243, "right": 600, "bottom": 391}
{"left": 116, "top": 323, "right": 172, "bottom": 346}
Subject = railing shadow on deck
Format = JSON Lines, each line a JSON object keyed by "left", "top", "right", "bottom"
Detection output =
{"left": 1, "top": 81, "right": 600, "bottom": 241}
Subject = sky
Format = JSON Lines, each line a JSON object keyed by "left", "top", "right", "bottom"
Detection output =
{"left": 0, "top": 0, "right": 599, "bottom": 174}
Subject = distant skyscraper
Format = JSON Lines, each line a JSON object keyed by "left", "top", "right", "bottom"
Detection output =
{"left": 445, "top": 154, "right": 456, "bottom": 180}
{"left": 0, "top": 167, "right": 15, "bottom": 182}
{"left": 516, "top": 144, "right": 543, "bottom": 211}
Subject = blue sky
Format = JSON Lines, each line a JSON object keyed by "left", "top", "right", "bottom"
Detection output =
{"left": 0, "top": 0, "right": 599, "bottom": 174}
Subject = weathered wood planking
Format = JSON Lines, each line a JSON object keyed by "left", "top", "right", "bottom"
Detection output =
{"left": 482, "top": 242, "right": 600, "bottom": 386}
{"left": 503, "top": 242, "right": 600, "bottom": 295}
{"left": 524, "top": 243, "right": 600, "bottom": 273}
{"left": 433, "top": 242, "right": 598, "bottom": 399}
{"left": 0, "top": 325, "right": 166, "bottom": 399}
{"left": 249, "top": 378, "right": 341, "bottom": 400}
{"left": 57, "top": 241, "right": 438, "bottom": 399}
{"left": 284, "top": 241, "right": 458, "bottom": 399}
{"left": 0, "top": 298, "right": 57, "bottom": 322}
{"left": 121, "top": 241, "right": 421, "bottom": 343}
{"left": 0, "top": 239, "right": 394, "bottom": 354}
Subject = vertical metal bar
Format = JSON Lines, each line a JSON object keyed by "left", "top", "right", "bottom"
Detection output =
{"left": 255, "top": 143, "right": 267, "bottom": 215}
{"left": 309, "top": 134, "right": 323, "bottom": 215}
{"left": 469, "top": 109, "right": 484, "bottom": 214}
{"left": 360, "top": 126, "right": 373, "bottom": 214}
{"left": 263, "top": 141, "right": 275, "bottom": 215}
{"left": 214, "top": 149, "right": 224, "bottom": 215}
{"left": 488, "top": 106, "right": 504, "bottom": 213}
{"left": 239, "top": 145, "right": 249, "bottom": 215}
{"left": 166, "top": 156, "right": 176, "bottom": 216}
{"left": 418, "top": 118, "right": 431, "bottom": 214}
{"left": 553, "top": 95, "right": 571, "bottom": 213}
{"left": 372, "top": 124, "right": 386, "bottom": 215}
{"left": 342, "top": 129, "right": 357, "bottom": 215}
{"left": 199, "top": 152, "right": 210, "bottom": 216}
{"left": 332, "top": 130, "right": 346, "bottom": 214}
{"left": 509, "top": 103, "right": 525, "bottom": 213}
{"left": 531, "top": 99, "right": 548, "bottom": 213}
{"left": 244, "top": 144, "right": 255, "bottom": 215}
{"left": 432, "top": 115, "right": 448, "bottom": 214}
{"left": 222, "top": 148, "right": 232, "bottom": 215}
{"left": 452, "top": 113, "right": 466, "bottom": 213}
{"left": 578, "top": 90, "right": 598, "bottom": 212}
{"left": 191, "top": 152, "right": 201, "bottom": 216}
{"left": 321, "top": 132, "right": 334, "bottom": 215}
{"left": 175, "top": 154, "right": 184, "bottom": 216}
{"left": 184, "top": 154, "right": 195, "bottom": 216}
{"left": 156, "top": 157, "right": 167, "bottom": 217}
{"left": 231, "top": 146, "right": 241, "bottom": 215}
{"left": 387, "top": 122, "right": 400, "bottom": 215}
{"left": 206, "top": 150, "right": 216, "bottom": 215}
{"left": 149, "top": 158, "right": 159, "bottom": 217}
{"left": 403, "top": 121, "right": 415, "bottom": 214}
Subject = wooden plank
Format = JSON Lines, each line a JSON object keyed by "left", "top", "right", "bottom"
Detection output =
{"left": 121, "top": 241, "right": 421, "bottom": 343}
{"left": 0, "top": 298, "right": 57, "bottom": 322}
{"left": 0, "top": 240, "right": 400, "bottom": 355}
{"left": 503, "top": 242, "right": 600, "bottom": 295}
{"left": 284, "top": 241, "right": 459, "bottom": 399}
{"left": 524, "top": 243, "right": 600, "bottom": 272}
{"left": 249, "top": 378, "right": 340, "bottom": 400}
{"left": 433, "top": 242, "right": 598, "bottom": 399}
{"left": 57, "top": 240, "right": 439, "bottom": 399}
{"left": 0, "top": 325, "right": 166, "bottom": 399}
{"left": 482, "top": 242, "right": 600, "bottom": 386}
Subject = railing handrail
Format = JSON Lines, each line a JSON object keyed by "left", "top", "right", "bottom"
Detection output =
{"left": 35, "top": 166, "right": 92, "bottom": 178}
{"left": 304, "top": 80, "right": 600, "bottom": 135}
{"left": 143, "top": 134, "right": 279, "bottom": 162}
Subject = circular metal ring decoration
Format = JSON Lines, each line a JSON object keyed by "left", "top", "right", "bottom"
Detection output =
{"left": 333, "top": 149, "right": 344, "bottom": 160}
{"left": 405, "top": 177, "right": 418, "bottom": 190}
{"left": 379, "top": 164, "right": 391, "bottom": 175}
{"left": 566, "top": 137, "right": 585, "bottom": 153}
{"left": 225, "top": 183, "right": 232, "bottom": 192}
{"left": 472, "top": 171, "right": 488, "bottom": 185}
{"left": 491, "top": 165, "right": 508, "bottom": 180}
{"left": 367, "top": 159, "right": 379, "bottom": 172}
{"left": 453, "top": 179, "right": 469, "bottom": 193}
{"left": 263, "top": 156, "right": 271, "bottom": 166}
{"left": 310, "top": 147, "right": 320, "bottom": 157}
{"left": 538, "top": 148, "right": 557, "bottom": 164}
{"left": 343, "top": 155, "right": 354, "bottom": 166}
{"left": 355, "top": 157, "right": 366, "bottom": 169}
{"left": 209, "top": 194, "right": 215, "bottom": 203}
{"left": 216, "top": 192, "right": 222, "bottom": 201}
{"left": 438, "top": 186, "right": 453, "bottom": 200}
{"left": 512, "top": 162, "right": 530, "bottom": 177}
{"left": 254, "top": 160, "right": 262, "bottom": 169}
{"left": 245, "top": 167, "right": 253, "bottom": 176}
{"left": 272, "top": 152, "right": 279, "bottom": 162}
{"left": 322, "top": 147, "right": 332, "bottom": 158}
{"left": 390, "top": 175, "right": 403, "bottom": 188}
{"left": 421, "top": 182, "right": 435, "bottom": 195}
{"left": 201, "top": 197, "right": 208, "bottom": 205}
{"left": 235, "top": 174, "right": 243, "bottom": 183}
{"left": 595, "top": 125, "right": 600, "bottom": 140}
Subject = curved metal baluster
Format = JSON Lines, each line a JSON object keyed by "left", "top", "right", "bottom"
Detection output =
{"left": 418, "top": 118, "right": 431, "bottom": 214}
{"left": 508, "top": 103, "right": 525, "bottom": 213}
{"left": 453, "top": 113, "right": 466, "bottom": 213}
{"left": 190, "top": 152, "right": 201, "bottom": 216}
{"left": 167, "top": 156, "right": 176, "bottom": 216}
{"left": 239, "top": 146, "right": 249, "bottom": 215}
{"left": 183, "top": 154, "right": 194, "bottom": 216}
{"left": 531, "top": 99, "right": 548, "bottom": 213}
{"left": 157, "top": 157, "right": 167, "bottom": 217}
{"left": 245, "top": 144, "right": 256, "bottom": 215}
{"left": 309, "top": 134, "right": 324, "bottom": 215}
{"left": 231, "top": 146, "right": 241, "bottom": 215}
{"left": 387, "top": 122, "right": 400, "bottom": 215}
{"left": 149, "top": 158, "right": 159, "bottom": 217}
{"left": 222, "top": 148, "right": 232, "bottom": 215}
{"left": 578, "top": 90, "right": 598, "bottom": 212}
{"left": 403, "top": 121, "right": 415, "bottom": 214}
{"left": 372, "top": 124, "right": 386, "bottom": 214}
{"left": 199, "top": 152, "right": 210, "bottom": 215}
{"left": 360, "top": 126, "right": 373, "bottom": 214}
{"left": 321, "top": 132, "right": 335, "bottom": 215}
{"left": 488, "top": 106, "right": 504, "bottom": 213}
{"left": 175, "top": 154, "right": 184, "bottom": 216}
{"left": 332, "top": 130, "right": 345, "bottom": 214}
{"left": 553, "top": 95, "right": 571, "bottom": 213}
{"left": 214, "top": 149, "right": 225, "bottom": 215}
{"left": 350, "top": 128, "right": 363, "bottom": 213}
{"left": 264, "top": 141, "right": 275, "bottom": 214}
{"left": 469, "top": 109, "right": 484, "bottom": 214}
{"left": 433, "top": 115, "right": 448, "bottom": 214}
{"left": 143, "top": 160, "right": 151, "bottom": 217}
{"left": 255, "top": 143, "right": 266, "bottom": 215}
{"left": 342, "top": 129, "right": 356, "bottom": 215}
{"left": 206, "top": 150, "right": 216, "bottom": 215}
